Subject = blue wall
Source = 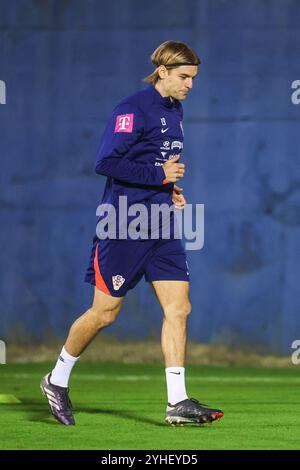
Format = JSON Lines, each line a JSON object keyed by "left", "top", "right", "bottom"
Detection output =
{"left": 1, "top": 0, "right": 299, "bottom": 353}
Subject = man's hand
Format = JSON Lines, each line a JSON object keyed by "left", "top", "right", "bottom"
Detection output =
{"left": 162, "top": 155, "right": 185, "bottom": 183}
{"left": 172, "top": 184, "right": 186, "bottom": 210}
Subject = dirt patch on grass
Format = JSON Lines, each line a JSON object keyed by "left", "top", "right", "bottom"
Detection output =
{"left": 6, "top": 336, "right": 291, "bottom": 367}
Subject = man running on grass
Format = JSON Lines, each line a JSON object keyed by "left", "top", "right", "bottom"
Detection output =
{"left": 41, "top": 40, "right": 224, "bottom": 426}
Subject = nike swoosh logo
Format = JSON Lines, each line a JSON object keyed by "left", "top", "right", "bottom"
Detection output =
{"left": 161, "top": 128, "right": 169, "bottom": 133}
{"left": 170, "top": 372, "right": 181, "bottom": 375}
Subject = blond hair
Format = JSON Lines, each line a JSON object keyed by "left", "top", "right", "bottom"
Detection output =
{"left": 143, "top": 41, "right": 201, "bottom": 85}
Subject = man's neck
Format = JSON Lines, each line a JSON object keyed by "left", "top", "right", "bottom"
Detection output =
{"left": 154, "top": 82, "right": 173, "bottom": 101}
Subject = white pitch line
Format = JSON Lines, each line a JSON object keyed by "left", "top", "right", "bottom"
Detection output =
{"left": 1, "top": 373, "right": 300, "bottom": 383}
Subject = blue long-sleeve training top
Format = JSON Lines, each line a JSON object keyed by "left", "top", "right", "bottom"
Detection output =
{"left": 94, "top": 83, "right": 184, "bottom": 238}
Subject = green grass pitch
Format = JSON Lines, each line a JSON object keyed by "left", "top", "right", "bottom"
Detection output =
{"left": 0, "top": 362, "right": 299, "bottom": 450}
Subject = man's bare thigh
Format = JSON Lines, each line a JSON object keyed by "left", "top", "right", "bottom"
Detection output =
{"left": 151, "top": 280, "right": 190, "bottom": 311}
{"left": 92, "top": 286, "right": 124, "bottom": 312}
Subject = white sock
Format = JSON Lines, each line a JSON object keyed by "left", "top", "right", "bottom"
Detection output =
{"left": 165, "top": 367, "right": 188, "bottom": 405}
{"left": 50, "top": 346, "right": 80, "bottom": 388}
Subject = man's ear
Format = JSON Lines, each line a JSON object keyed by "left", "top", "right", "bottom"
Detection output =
{"left": 157, "top": 65, "right": 168, "bottom": 79}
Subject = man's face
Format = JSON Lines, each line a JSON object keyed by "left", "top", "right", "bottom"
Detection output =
{"left": 161, "top": 65, "right": 198, "bottom": 101}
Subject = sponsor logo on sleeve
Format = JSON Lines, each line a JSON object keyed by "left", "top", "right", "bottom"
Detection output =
{"left": 114, "top": 114, "right": 134, "bottom": 133}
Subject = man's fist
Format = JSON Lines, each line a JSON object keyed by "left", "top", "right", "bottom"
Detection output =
{"left": 162, "top": 154, "right": 185, "bottom": 183}
{"left": 172, "top": 185, "right": 186, "bottom": 210}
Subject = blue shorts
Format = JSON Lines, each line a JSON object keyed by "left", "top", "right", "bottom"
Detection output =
{"left": 84, "top": 237, "right": 189, "bottom": 297}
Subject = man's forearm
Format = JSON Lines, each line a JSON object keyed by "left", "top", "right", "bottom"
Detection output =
{"left": 95, "top": 156, "right": 166, "bottom": 186}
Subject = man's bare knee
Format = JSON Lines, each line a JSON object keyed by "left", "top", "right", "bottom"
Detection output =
{"left": 164, "top": 301, "right": 192, "bottom": 322}
{"left": 88, "top": 305, "right": 120, "bottom": 329}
